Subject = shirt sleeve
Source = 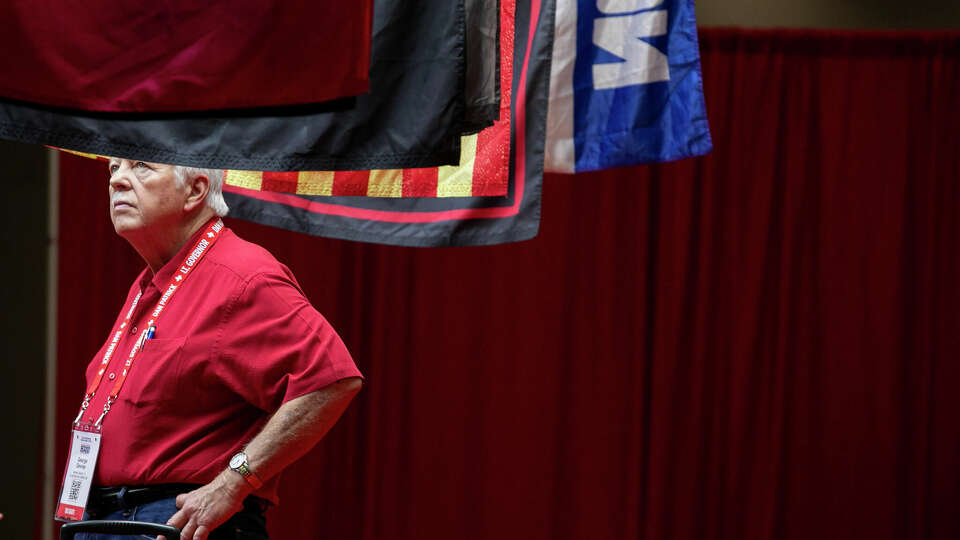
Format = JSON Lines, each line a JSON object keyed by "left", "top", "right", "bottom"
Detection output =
{"left": 215, "top": 269, "right": 362, "bottom": 412}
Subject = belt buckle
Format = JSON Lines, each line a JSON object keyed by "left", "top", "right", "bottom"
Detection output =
{"left": 95, "top": 485, "right": 128, "bottom": 515}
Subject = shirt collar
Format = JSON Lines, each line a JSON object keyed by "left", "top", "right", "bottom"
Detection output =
{"left": 137, "top": 216, "right": 222, "bottom": 294}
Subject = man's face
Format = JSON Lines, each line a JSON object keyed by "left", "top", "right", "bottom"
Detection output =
{"left": 108, "top": 159, "right": 188, "bottom": 236}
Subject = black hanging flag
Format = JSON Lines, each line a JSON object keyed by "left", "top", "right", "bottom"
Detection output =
{"left": 221, "top": 0, "right": 555, "bottom": 247}
{"left": 463, "top": 0, "right": 502, "bottom": 133}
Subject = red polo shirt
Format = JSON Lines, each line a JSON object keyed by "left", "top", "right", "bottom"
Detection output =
{"left": 78, "top": 223, "right": 362, "bottom": 504}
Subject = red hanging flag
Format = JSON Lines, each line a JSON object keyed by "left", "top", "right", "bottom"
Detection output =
{"left": 0, "top": 1, "right": 372, "bottom": 112}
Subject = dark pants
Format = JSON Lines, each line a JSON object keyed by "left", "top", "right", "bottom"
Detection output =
{"left": 76, "top": 496, "right": 268, "bottom": 540}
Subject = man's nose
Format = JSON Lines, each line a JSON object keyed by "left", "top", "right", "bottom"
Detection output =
{"left": 109, "top": 166, "right": 132, "bottom": 191}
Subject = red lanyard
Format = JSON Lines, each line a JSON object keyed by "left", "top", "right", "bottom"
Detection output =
{"left": 73, "top": 218, "right": 225, "bottom": 426}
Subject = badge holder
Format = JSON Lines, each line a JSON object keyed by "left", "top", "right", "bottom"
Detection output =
{"left": 55, "top": 421, "right": 102, "bottom": 522}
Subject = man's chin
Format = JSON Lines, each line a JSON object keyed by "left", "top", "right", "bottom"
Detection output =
{"left": 111, "top": 216, "right": 143, "bottom": 236}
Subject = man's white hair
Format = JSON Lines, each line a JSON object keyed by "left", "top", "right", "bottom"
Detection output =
{"left": 173, "top": 166, "right": 229, "bottom": 217}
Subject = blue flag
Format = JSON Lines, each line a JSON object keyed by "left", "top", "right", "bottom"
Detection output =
{"left": 545, "top": 0, "right": 712, "bottom": 173}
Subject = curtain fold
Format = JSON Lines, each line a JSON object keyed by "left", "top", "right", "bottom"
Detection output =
{"left": 54, "top": 28, "right": 960, "bottom": 540}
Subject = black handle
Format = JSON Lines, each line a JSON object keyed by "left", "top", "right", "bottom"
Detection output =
{"left": 60, "top": 520, "right": 180, "bottom": 540}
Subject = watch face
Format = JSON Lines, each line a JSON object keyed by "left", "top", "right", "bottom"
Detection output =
{"left": 230, "top": 453, "right": 244, "bottom": 469}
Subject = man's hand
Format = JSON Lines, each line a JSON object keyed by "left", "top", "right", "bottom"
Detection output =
{"left": 162, "top": 471, "right": 251, "bottom": 540}
{"left": 160, "top": 380, "right": 362, "bottom": 540}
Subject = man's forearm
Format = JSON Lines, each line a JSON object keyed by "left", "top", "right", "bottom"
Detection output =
{"left": 241, "top": 376, "right": 364, "bottom": 484}
{"left": 166, "top": 377, "right": 363, "bottom": 540}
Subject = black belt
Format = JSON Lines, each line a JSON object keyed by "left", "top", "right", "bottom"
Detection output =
{"left": 87, "top": 484, "right": 269, "bottom": 518}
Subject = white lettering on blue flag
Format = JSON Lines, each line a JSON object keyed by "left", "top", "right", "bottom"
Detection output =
{"left": 544, "top": 0, "right": 713, "bottom": 174}
{"left": 597, "top": 0, "right": 663, "bottom": 12}
{"left": 592, "top": 8, "right": 669, "bottom": 90}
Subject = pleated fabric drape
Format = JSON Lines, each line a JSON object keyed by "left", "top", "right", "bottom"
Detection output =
{"left": 54, "top": 28, "right": 960, "bottom": 540}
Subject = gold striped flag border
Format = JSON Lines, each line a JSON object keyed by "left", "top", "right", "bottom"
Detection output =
{"left": 54, "top": 129, "right": 502, "bottom": 199}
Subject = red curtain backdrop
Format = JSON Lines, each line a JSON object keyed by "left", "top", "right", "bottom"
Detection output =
{"left": 54, "top": 29, "right": 960, "bottom": 540}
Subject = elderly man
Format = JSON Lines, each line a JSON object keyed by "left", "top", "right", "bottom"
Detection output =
{"left": 62, "top": 159, "right": 363, "bottom": 540}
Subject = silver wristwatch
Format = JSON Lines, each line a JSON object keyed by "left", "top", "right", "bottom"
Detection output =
{"left": 228, "top": 451, "right": 263, "bottom": 489}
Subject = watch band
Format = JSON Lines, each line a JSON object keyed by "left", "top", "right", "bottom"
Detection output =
{"left": 229, "top": 451, "right": 264, "bottom": 490}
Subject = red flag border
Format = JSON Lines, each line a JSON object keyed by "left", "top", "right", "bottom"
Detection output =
{"left": 222, "top": 0, "right": 541, "bottom": 225}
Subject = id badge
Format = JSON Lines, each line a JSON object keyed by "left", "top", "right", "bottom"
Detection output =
{"left": 55, "top": 422, "right": 102, "bottom": 521}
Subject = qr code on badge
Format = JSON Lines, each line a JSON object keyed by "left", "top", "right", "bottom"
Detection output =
{"left": 80, "top": 443, "right": 91, "bottom": 454}
{"left": 68, "top": 479, "right": 81, "bottom": 501}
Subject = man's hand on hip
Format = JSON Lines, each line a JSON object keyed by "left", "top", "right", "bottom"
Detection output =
{"left": 158, "top": 381, "right": 363, "bottom": 540}
{"left": 163, "top": 471, "right": 251, "bottom": 540}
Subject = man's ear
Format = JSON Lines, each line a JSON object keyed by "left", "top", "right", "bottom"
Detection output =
{"left": 183, "top": 174, "right": 210, "bottom": 213}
